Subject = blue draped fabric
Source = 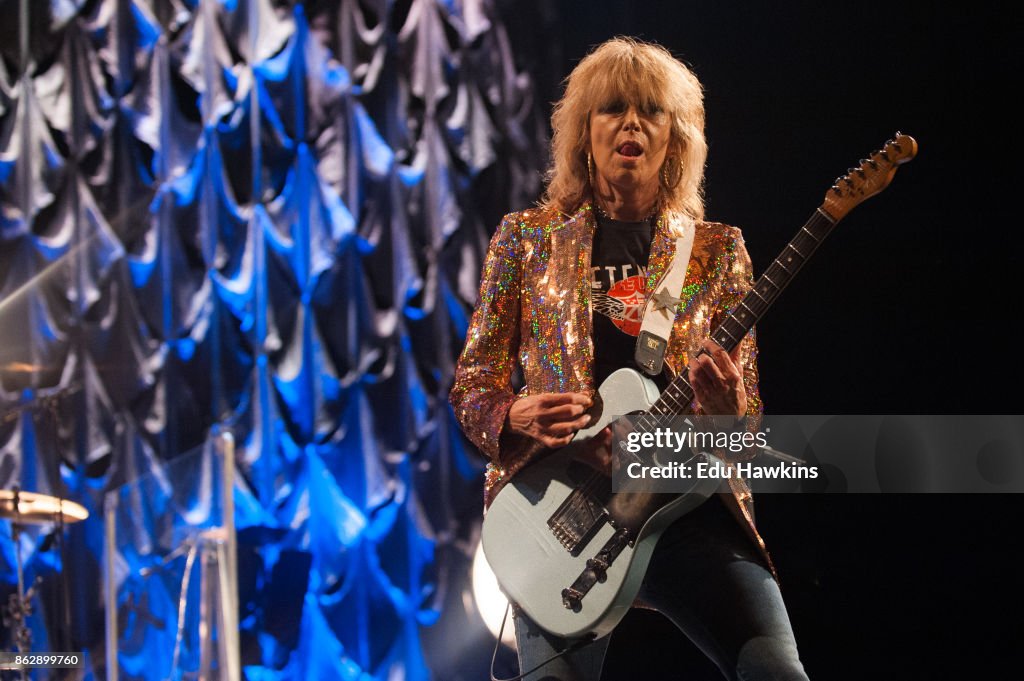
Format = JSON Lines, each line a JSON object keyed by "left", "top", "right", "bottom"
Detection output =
{"left": 0, "top": 0, "right": 546, "bottom": 678}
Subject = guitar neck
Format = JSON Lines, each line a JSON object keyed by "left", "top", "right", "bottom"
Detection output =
{"left": 649, "top": 208, "right": 840, "bottom": 418}
{"left": 711, "top": 208, "right": 838, "bottom": 354}
{"left": 647, "top": 133, "right": 917, "bottom": 420}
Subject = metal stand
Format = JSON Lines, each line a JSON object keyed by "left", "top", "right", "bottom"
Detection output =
{"left": 1, "top": 486, "right": 88, "bottom": 681}
{"left": 174, "top": 433, "right": 240, "bottom": 681}
{"left": 104, "top": 431, "right": 240, "bottom": 681}
{"left": 2, "top": 489, "right": 37, "bottom": 681}
{"left": 197, "top": 529, "right": 240, "bottom": 681}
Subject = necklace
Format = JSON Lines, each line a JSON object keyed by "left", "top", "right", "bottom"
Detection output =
{"left": 594, "top": 202, "right": 659, "bottom": 223}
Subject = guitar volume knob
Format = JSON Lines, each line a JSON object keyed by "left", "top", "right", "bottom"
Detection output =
{"left": 562, "top": 587, "right": 583, "bottom": 611}
{"left": 587, "top": 558, "right": 608, "bottom": 582}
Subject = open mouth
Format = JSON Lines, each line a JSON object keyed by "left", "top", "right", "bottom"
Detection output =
{"left": 617, "top": 142, "right": 644, "bottom": 157}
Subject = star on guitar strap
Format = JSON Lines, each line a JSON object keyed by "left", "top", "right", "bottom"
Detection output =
{"left": 635, "top": 225, "right": 695, "bottom": 376}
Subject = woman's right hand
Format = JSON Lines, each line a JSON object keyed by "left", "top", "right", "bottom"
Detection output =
{"left": 505, "top": 392, "right": 593, "bottom": 448}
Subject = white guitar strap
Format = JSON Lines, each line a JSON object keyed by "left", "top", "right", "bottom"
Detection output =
{"left": 635, "top": 217, "right": 695, "bottom": 376}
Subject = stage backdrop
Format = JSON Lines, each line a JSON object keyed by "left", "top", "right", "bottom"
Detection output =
{"left": 0, "top": 0, "right": 546, "bottom": 678}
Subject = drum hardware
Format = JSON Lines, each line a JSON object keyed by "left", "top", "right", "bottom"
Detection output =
{"left": 1, "top": 487, "right": 88, "bottom": 681}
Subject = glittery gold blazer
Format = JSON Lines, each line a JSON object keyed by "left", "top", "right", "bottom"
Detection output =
{"left": 450, "top": 202, "right": 771, "bottom": 567}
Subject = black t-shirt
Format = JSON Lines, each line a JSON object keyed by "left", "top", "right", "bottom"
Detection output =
{"left": 590, "top": 213, "right": 655, "bottom": 386}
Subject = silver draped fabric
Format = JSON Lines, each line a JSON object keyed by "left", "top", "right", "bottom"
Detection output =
{"left": 0, "top": 0, "right": 546, "bottom": 677}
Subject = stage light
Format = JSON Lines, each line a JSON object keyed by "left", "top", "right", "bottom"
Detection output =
{"left": 470, "top": 539, "right": 516, "bottom": 648}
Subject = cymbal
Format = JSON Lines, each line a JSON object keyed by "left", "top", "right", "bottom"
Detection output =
{"left": 0, "top": 490, "right": 88, "bottom": 524}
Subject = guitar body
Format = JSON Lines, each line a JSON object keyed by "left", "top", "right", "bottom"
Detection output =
{"left": 481, "top": 368, "right": 723, "bottom": 640}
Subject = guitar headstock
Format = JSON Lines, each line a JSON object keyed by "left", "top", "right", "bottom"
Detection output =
{"left": 821, "top": 133, "right": 918, "bottom": 221}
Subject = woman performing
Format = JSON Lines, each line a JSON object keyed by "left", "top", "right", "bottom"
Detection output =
{"left": 450, "top": 37, "right": 809, "bottom": 681}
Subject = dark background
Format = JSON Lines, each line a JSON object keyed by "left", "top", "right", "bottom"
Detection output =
{"left": 491, "top": 1, "right": 1022, "bottom": 678}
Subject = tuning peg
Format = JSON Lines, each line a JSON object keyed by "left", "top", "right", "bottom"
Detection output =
{"left": 866, "top": 159, "right": 879, "bottom": 169}
{"left": 831, "top": 186, "right": 842, "bottom": 195}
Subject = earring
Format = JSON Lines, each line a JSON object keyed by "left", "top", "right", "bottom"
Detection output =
{"left": 587, "top": 153, "right": 594, "bottom": 186}
{"left": 662, "top": 156, "right": 682, "bottom": 190}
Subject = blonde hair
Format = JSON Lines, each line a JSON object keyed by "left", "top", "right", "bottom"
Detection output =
{"left": 542, "top": 37, "right": 708, "bottom": 226}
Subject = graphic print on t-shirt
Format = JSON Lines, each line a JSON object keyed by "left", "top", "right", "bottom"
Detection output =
{"left": 590, "top": 216, "right": 653, "bottom": 386}
{"left": 591, "top": 264, "right": 647, "bottom": 337}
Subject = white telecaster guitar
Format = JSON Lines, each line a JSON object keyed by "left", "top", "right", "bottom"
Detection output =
{"left": 481, "top": 135, "right": 917, "bottom": 640}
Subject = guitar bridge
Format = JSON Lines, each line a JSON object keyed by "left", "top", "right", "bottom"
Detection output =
{"left": 547, "top": 476, "right": 610, "bottom": 555}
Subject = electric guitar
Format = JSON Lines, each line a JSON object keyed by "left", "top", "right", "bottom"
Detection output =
{"left": 481, "top": 134, "right": 918, "bottom": 639}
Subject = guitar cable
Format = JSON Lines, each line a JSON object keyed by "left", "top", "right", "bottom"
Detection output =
{"left": 489, "top": 602, "right": 596, "bottom": 681}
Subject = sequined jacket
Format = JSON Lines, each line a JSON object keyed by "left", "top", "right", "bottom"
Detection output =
{"left": 450, "top": 202, "right": 772, "bottom": 569}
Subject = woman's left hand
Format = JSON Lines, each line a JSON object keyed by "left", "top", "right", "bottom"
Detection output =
{"left": 689, "top": 339, "right": 747, "bottom": 417}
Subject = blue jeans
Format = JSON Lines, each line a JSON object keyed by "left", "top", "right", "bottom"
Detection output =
{"left": 513, "top": 497, "right": 809, "bottom": 680}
